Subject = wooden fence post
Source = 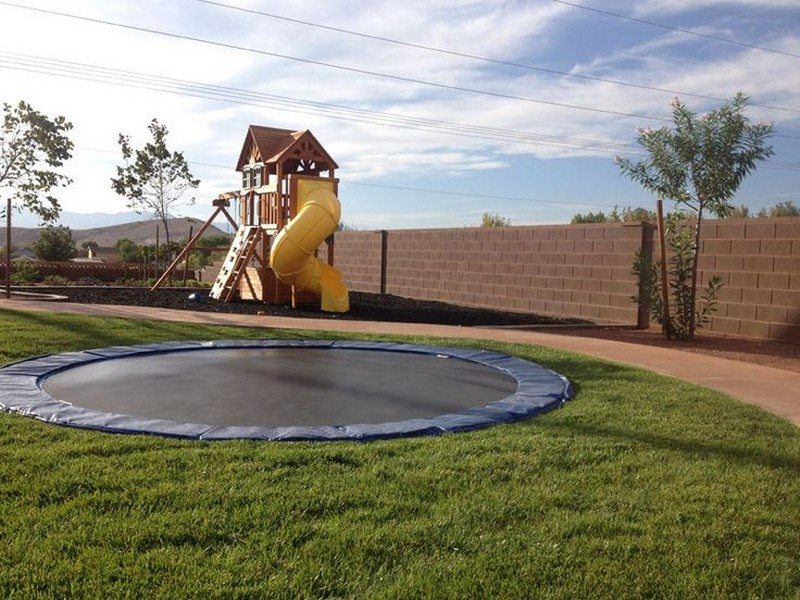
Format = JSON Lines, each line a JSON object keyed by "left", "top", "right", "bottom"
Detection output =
{"left": 380, "top": 229, "right": 388, "bottom": 296}
{"left": 5, "top": 198, "right": 10, "bottom": 299}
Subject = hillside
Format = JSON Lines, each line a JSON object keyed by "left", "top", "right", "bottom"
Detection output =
{"left": 6, "top": 218, "right": 230, "bottom": 249}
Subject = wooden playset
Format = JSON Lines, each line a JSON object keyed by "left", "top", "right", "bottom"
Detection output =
{"left": 154, "top": 125, "right": 349, "bottom": 312}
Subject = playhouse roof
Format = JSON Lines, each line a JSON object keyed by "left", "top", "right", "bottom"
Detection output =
{"left": 235, "top": 125, "right": 338, "bottom": 171}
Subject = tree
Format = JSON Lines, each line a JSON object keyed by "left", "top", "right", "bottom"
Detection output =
{"left": 111, "top": 119, "right": 199, "bottom": 251}
{"left": 571, "top": 211, "right": 608, "bottom": 224}
{"left": 115, "top": 238, "right": 140, "bottom": 262}
{"left": 1, "top": 101, "right": 73, "bottom": 295}
{"left": 33, "top": 225, "right": 77, "bottom": 261}
{"left": 0, "top": 101, "right": 73, "bottom": 223}
{"left": 190, "top": 234, "right": 233, "bottom": 269}
{"left": 481, "top": 211, "right": 511, "bottom": 227}
{"left": 571, "top": 206, "right": 656, "bottom": 224}
{"left": 81, "top": 240, "right": 99, "bottom": 257}
{"left": 619, "top": 206, "right": 656, "bottom": 222}
{"left": 726, "top": 204, "right": 750, "bottom": 218}
{"left": 758, "top": 200, "right": 799, "bottom": 218}
{"left": 616, "top": 93, "right": 773, "bottom": 338}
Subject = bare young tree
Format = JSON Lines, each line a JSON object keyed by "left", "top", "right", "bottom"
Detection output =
{"left": 111, "top": 118, "right": 199, "bottom": 252}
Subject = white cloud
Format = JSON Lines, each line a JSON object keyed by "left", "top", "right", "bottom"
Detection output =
{"left": 0, "top": 0, "right": 797, "bottom": 228}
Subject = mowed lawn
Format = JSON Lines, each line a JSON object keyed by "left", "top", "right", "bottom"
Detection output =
{"left": 0, "top": 309, "right": 797, "bottom": 599}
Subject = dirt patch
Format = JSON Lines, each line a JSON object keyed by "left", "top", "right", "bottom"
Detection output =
{"left": 559, "top": 326, "right": 800, "bottom": 374}
{"left": 15, "top": 286, "right": 586, "bottom": 328}
{"left": 11, "top": 286, "right": 798, "bottom": 373}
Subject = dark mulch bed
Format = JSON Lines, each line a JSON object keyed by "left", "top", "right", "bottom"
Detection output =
{"left": 16, "top": 286, "right": 587, "bottom": 328}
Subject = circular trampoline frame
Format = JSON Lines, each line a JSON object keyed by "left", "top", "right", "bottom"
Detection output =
{"left": 0, "top": 340, "right": 573, "bottom": 442}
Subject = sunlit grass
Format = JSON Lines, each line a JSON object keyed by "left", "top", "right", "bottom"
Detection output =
{"left": 0, "top": 309, "right": 798, "bottom": 598}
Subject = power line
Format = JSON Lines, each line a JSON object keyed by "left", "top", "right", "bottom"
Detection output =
{"left": 0, "top": 1, "right": 677, "bottom": 124}
{"left": 197, "top": 0, "right": 800, "bottom": 115}
{"left": 77, "top": 144, "right": 800, "bottom": 177}
{"left": 669, "top": 0, "right": 784, "bottom": 28}
{"left": 5, "top": 4, "right": 797, "bottom": 143}
{"left": 341, "top": 182, "right": 617, "bottom": 209}
{"left": 75, "top": 146, "right": 619, "bottom": 209}
{"left": 548, "top": 0, "right": 800, "bottom": 60}
{"left": 0, "top": 52, "right": 643, "bottom": 154}
{"left": 14, "top": 52, "right": 800, "bottom": 153}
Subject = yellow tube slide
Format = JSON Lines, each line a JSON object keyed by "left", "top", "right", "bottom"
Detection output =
{"left": 270, "top": 182, "right": 350, "bottom": 313}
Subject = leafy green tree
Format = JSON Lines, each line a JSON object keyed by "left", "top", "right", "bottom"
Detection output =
{"left": 33, "top": 225, "right": 77, "bottom": 261}
{"left": 189, "top": 234, "right": 233, "bottom": 268}
{"left": 115, "top": 238, "right": 140, "bottom": 262}
{"left": 0, "top": 101, "right": 73, "bottom": 223}
{"left": 619, "top": 206, "right": 656, "bottom": 222}
{"left": 573, "top": 206, "right": 657, "bottom": 224}
{"left": 1, "top": 101, "right": 72, "bottom": 295}
{"left": 481, "top": 211, "right": 511, "bottom": 227}
{"left": 758, "top": 200, "right": 799, "bottom": 217}
{"left": 726, "top": 204, "right": 750, "bottom": 218}
{"left": 111, "top": 119, "right": 199, "bottom": 250}
{"left": 616, "top": 93, "right": 773, "bottom": 338}
{"left": 571, "top": 211, "right": 608, "bottom": 224}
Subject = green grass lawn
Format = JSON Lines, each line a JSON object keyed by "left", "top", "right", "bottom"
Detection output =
{"left": 0, "top": 308, "right": 798, "bottom": 599}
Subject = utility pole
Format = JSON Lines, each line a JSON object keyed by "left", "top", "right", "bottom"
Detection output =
{"left": 5, "top": 198, "right": 11, "bottom": 299}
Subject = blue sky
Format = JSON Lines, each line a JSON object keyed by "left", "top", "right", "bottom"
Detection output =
{"left": 2, "top": 0, "right": 799, "bottom": 229}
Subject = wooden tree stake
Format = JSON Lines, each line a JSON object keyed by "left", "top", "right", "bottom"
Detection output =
{"left": 656, "top": 197, "right": 671, "bottom": 339}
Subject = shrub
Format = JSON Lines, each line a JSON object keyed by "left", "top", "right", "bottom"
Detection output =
{"left": 42, "top": 275, "right": 70, "bottom": 286}
{"left": 75, "top": 277, "right": 104, "bottom": 286}
{"left": 633, "top": 213, "right": 722, "bottom": 340}
{"left": 11, "top": 263, "right": 43, "bottom": 284}
{"left": 481, "top": 212, "right": 511, "bottom": 227}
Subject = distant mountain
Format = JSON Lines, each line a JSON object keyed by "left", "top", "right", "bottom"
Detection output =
{"left": 7, "top": 218, "right": 230, "bottom": 249}
{"left": 13, "top": 210, "right": 145, "bottom": 229}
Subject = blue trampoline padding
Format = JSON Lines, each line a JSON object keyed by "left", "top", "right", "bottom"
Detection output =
{"left": 0, "top": 340, "right": 574, "bottom": 441}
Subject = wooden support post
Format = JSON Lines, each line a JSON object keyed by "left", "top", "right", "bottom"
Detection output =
{"left": 219, "top": 206, "right": 238, "bottom": 229}
{"left": 151, "top": 206, "right": 223, "bottom": 290}
{"left": 183, "top": 225, "right": 193, "bottom": 286}
{"left": 379, "top": 229, "right": 388, "bottom": 296}
{"left": 5, "top": 198, "right": 11, "bottom": 299}
{"left": 155, "top": 225, "right": 160, "bottom": 282}
{"left": 656, "top": 198, "right": 671, "bottom": 339}
{"left": 326, "top": 234, "right": 335, "bottom": 267}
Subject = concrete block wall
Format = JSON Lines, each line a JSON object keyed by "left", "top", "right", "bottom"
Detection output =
{"left": 322, "top": 231, "right": 383, "bottom": 294}
{"left": 329, "top": 223, "right": 647, "bottom": 325}
{"left": 697, "top": 218, "right": 799, "bottom": 342}
{"left": 326, "top": 217, "right": 800, "bottom": 341}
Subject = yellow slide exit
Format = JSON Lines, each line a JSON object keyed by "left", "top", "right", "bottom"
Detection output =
{"left": 269, "top": 177, "right": 350, "bottom": 312}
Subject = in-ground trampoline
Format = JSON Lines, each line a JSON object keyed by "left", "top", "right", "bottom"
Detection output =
{"left": 0, "top": 340, "right": 573, "bottom": 441}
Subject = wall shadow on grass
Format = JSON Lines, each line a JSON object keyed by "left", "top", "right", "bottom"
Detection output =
{"left": 536, "top": 418, "right": 800, "bottom": 473}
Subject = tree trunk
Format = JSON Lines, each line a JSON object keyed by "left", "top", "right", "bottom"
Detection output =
{"left": 161, "top": 216, "right": 171, "bottom": 261}
{"left": 689, "top": 205, "right": 704, "bottom": 338}
{"left": 5, "top": 198, "right": 10, "bottom": 299}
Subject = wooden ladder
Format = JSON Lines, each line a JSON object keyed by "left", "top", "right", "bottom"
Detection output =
{"left": 209, "top": 225, "right": 263, "bottom": 302}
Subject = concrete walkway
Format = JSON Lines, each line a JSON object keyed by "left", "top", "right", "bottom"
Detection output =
{"left": 2, "top": 298, "right": 798, "bottom": 426}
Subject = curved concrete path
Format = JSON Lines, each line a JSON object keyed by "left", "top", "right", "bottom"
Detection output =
{"left": 2, "top": 298, "right": 798, "bottom": 426}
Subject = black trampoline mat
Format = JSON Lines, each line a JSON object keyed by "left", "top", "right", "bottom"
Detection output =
{"left": 42, "top": 348, "right": 518, "bottom": 427}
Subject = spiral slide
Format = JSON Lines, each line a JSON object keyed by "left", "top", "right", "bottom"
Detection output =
{"left": 269, "top": 178, "right": 350, "bottom": 312}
